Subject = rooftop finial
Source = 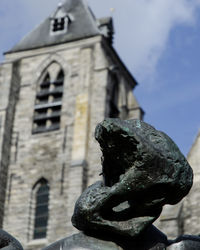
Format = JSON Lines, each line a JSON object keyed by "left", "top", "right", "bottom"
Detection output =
{"left": 58, "top": 2, "right": 63, "bottom": 8}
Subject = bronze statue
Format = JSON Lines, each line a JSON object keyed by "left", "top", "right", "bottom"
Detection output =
{"left": 44, "top": 119, "right": 199, "bottom": 249}
{"left": 72, "top": 119, "right": 193, "bottom": 239}
{"left": 0, "top": 229, "right": 23, "bottom": 250}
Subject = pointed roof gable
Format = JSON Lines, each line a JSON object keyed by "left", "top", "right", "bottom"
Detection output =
{"left": 7, "top": 0, "right": 112, "bottom": 53}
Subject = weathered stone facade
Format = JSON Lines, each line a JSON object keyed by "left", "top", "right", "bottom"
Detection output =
{"left": 0, "top": 61, "right": 20, "bottom": 227}
{"left": 183, "top": 132, "right": 200, "bottom": 235}
{"left": 154, "top": 132, "right": 200, "bottom": 239}
{"left": 0, "top": 1, "right": 143, "bottom": 249}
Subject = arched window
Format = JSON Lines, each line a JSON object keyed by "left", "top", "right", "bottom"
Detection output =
{"left": 33, "top": 68, "right": 64, "bottom": 134}
{"left": 33, "top": 179, "right": 49, "bottom": 239}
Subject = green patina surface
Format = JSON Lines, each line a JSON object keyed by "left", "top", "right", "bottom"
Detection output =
{"left": 44, "top": 118, "right": 195, "bottom": 250}
{"left": 72, "top": 118, "right": 193, "bottom": 240}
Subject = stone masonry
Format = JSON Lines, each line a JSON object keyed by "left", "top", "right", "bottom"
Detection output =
{"left": 0, "top": 2, "right": 143, "bottom": 249}
{"left": 154, "top": 132, "right": 200, "bottom": 239}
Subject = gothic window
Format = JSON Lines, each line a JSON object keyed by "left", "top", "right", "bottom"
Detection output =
{"left": 33, "top": 69, "right": 64, "bottom": 134}
{"left": 33, "top": 179, "right": 49, "bottom": 239}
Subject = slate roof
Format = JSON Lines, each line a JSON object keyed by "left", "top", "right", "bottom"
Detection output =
{"left": 7, "top": 0, "right": 113, "bottom": 53}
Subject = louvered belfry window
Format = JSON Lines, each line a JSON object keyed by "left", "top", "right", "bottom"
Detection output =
{"left": 53, "top": 17, "right": 65, "bottom": 31}
{"left": 33, "top": 70, "right": 64, "bottom": 134}
{"left": 33, "top": 181, "right": 49, "bottom": 239}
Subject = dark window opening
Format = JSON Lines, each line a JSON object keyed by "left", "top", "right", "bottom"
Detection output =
{"left": 33, "top": 181, "right": 49, "bottom": 240}
{"left": 33, "top": 108, "right": 48, "bottom": 122}
{"left": 50, "top": 117, "right": 60, "bottom": 130}
{"left": 35, "top": 108, "right": 47, "bottom": 116}
{"left": 36, "top": 120, "right": 46, "bottom": 128}
{"left": 33, "top": 70, "right": 64, "bottom": 134}
{"left": 107, "top": 73, "right": 119, "bottom": 118}
{"left": 52, "top": 106, "right": 61, "bottom": 115}
{"left": 36, "top": 96, "right": 49, "bottom": 105}
{"left": 52, "top": 93, "right": 63, "bottom": 103}
{"left": 53, "top": 17, "right": 65, "bottom": 32}
{"left": 40, "top": 74, "right": 50, "bottom": 90}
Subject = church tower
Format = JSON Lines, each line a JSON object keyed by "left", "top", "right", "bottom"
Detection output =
{"left": 0, "top": 1, "right": 143, "bottom": 249}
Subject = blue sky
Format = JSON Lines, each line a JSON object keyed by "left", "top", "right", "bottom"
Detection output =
{"left": 0, "top": 0, "right": 200, "bottom": 156}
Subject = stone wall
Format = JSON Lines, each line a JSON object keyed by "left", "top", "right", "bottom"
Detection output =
{"left": 0, "top": 61, "right": 20, "bottom": 227}
{"left": 154, "top": 133, "right": 200, "bottom": 240}
{"left": 183, "top": 132, "right": 200, "bottom": 235}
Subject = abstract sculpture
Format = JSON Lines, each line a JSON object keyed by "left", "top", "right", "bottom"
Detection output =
{"left": 0, "top": 229, "right": 23, "bottom": 250}
{"left": 44, "top": 119, "right": 199, "bottom": 249}
{"left": 72, "top": 119, "right": 193, "bottom": 239}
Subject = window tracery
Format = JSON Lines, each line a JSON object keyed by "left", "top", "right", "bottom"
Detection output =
{"left": 33, "top": 67, "right": 64, "bottom": 134}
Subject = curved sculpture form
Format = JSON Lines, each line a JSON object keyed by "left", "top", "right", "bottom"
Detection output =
{"left": 0, "top": 229, "right": 23, "bottom": 250}
{"left": 72, "top": 119, "right": 193, "bottom": 239}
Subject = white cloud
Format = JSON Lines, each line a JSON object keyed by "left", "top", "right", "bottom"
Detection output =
{"left": 88, "top": 0, "right": 200, "bottom": 86}
{"left": 111, "top": 0, "right": 200, "bottom": 83}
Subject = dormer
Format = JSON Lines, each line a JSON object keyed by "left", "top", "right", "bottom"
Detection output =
{"left": 50, "top": 3, "right": 72, "bottom": 36}
{"left": 6, "top": 0, "right": 106, "bottom": 53}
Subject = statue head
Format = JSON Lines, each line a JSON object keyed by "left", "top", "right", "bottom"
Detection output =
{"left": 95, "top": 119, "right": 193, "bottom": 205}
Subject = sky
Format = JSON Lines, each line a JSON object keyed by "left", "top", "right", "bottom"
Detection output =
{"left": 0, "top": 0, "right": 200, "bottom": 156}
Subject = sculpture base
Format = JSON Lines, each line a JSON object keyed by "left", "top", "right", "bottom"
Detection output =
{"left": 42, "top": 232, "right": 121, "bottom": 250}
{"left": 43, "top": 225, "right": 200, "bottom": 250}
{"left": 43, "top": 225, "right": 169, "bottom": 250}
